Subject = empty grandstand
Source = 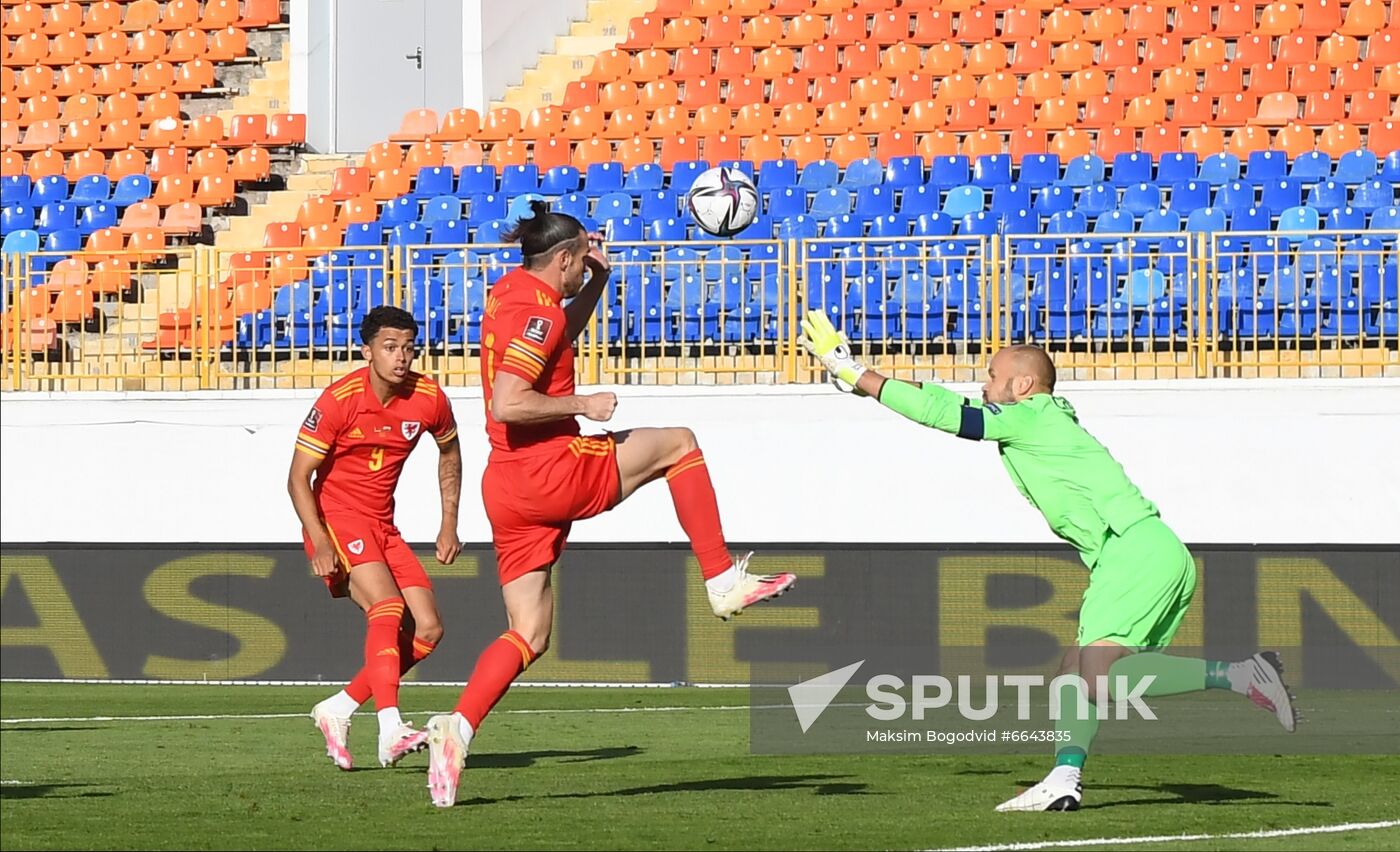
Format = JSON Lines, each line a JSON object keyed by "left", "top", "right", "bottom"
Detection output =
{"left": 2, "top": 0, "right": 1397, "bottom": 390}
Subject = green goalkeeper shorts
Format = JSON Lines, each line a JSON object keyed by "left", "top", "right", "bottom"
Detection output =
{"left": 1077, "top": 516, "right": 1197, "bottom": 649}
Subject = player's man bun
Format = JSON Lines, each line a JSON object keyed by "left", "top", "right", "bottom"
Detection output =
{"left": 505, "top": 199, "right": 586, "bottom": 268}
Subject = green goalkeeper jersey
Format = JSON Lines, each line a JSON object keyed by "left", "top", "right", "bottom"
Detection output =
{"left": 879, "top": 381, "right": 1160, "bottom": 568}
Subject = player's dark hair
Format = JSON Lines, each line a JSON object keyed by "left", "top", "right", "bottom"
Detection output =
{"left": 505, "top": 199, "right": 586, "bottom": 268}
{"left": 359, "top": 305, "right": 418, "bottom": 345}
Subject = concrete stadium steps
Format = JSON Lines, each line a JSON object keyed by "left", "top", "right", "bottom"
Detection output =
{"left": 497, "top": 0, "right": 656, "bottom": 112}
{"left": 212, "top": 154, "right": 351, "bottom": 250}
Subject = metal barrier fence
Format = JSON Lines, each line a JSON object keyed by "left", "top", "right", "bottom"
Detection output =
{"left": 3, "top": 233, "right": 1396, "bottom": 390}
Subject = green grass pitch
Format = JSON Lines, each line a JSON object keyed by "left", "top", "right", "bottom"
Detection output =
{"left": 2, "top": 684, "right": 1397, "bottom": 850}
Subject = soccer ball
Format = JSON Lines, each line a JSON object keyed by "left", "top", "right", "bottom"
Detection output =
{"left": 686, "top": 166, "right": 760, "bottom": 238}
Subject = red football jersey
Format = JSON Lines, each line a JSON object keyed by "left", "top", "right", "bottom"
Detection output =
{"left": 480, "top": 267, "right": 580, "bottom": 455}
{"left": 295, "top": 367, "right": 458, "bottom": 523}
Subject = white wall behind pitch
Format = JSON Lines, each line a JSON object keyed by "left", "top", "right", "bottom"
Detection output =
{"left": 3, "top": 381, "right": 1398, "bottom": 545}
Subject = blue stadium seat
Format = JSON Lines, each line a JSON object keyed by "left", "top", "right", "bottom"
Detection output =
{"left": 1169, "top": 180, "right": 1210, "bottom": 213}
{"left": 1215, "top": 181, "right": 1257, "bottom": 216}
{"left": 1017, "top": 154, "right": 1061, "bottom": 189}
{"left": 913, "top": 211, "right": 954, "bottom": 237}
{"left": 649, "top": 217, "right": 689, "bottom": 241}
{"left": 1140, "top": 208, "right": 1181, "bottom": 236}
{"left": 414, "top": 167, "right": 455, "bottom": 200}
{"left": 1261, "top": 179, "right": 1302, "bottom": 216}
{"left": 854, "top": 185, "right": 894, "bottom": 218}
{"left": 44, "top": 228, "right": 81, "bottom": 255}
{"left": 2, "top": 204, "right": 34, "bottom": 235}
{"left": 1246, "top": 150, "right": 1288, "bottom": 182}
{"left": 429, "top": 219, "right": 468, "bottom": 244}
{"left": 989, "top": 183, "right": 1030, "bottom": 218}
{"left": 1370, "top": 205, "right": 1400, "bottom": 231}
{"left": 584, "top": 162, "right": 623, "bottom": 196}
{"left": 549, "top": 192, "right": 586, "bottom": 220}
{"left": 1199, "top": 153, "right": 1242, "bottom": 186}
{"left": 898, "top": 184, "right": 940, "bottom": 216}
{"left": 1186, "top": 206, "right": 1227, "bottom": 232}
{"left": 1278, "top": 205, "right": 1320, "bottom": 237}
{"left": 31, "top": 176, "right": 69, "bottom": 207}
{"left": 640, "top": 189, "right": 678, "bottom": 221}
{"left": 501, "top": 164, "right": 539, "bottom": 196}
{"left": 388, "top": 222, "right": 426, "bottom": 247}
{"left": 1, "top": 176, "right": 32, "bottom": 207}
{"left": 1093, "top": 209, "right": 1135, "bottom": 235}
{"left": 1289, "top": 152, "right": 1332, "bottom": 182}
{"left": 957, "top": 210, "right": 998, "bottom": 237}
{"left": 826, "top": 214, "right": 864, "bottom": 239}
{"left": 1308, "top": 180, "right": 1348, "bottom": 213}
{"left": 928, "top": 155, "right": 970, "bottom": 191}
{"left": 1334, "top": 150, "right": 1378, "bottom": 185}
{"left": 343, "top": 222, "right": 383, "bottom": 246}
{"left": 1003, "top": 208, "right": 1039, "bottom": 235}
{"left": 422, "top": 195, "right": 461, "bottom": 225}
{"left": 1122, "top": 182, "right": 1162, "bottom": 216}
{"left": 78, "top": 202, "right": 116, "bottom": 235}
{"left": 70, "top": 175, "right": 111, "bottom": 206}
{"left": 596, "top": 192, "right": 634, "bottom": 222}
{"left": 810, "top": 186, "right": 852, "bottom": 219}
{"left": 624, "top": 162, "right": 664, "bottom": 191}
{"left": 884, "top": 156, "right": 925, "bottom": 191}
{"left": 841, "top": 158, "right": 884, "bottom": 189}
{"left": 1157, "top": 153, "right": 1199, "bottom": 186}
{"left": 1380, "top": 151, "right": 1400, "bottom": 182}
{"left": 776, "top": 215, "right": 818, "bottom": 240}
{"left": 670, "top": 160, "right": 710, "bottom": 192}
{"left": 1075, "top": 184, "right": 1115, "bottom": 217}
{"left": 1, "top": 228, "right": 39, "bottom": 257}
{"left": 868, "top": 211, "right": 912, "bottom": 236}
{"left": 972, "top": 154, "right": 1012, "bottom": 188}
{"left": 380, "top": 195, "right": 417, "bottom": 227}
{"left": 456, "top": 165, "right": 497, "bottom": 197}
{"left": 716, "top": 159, "right": 754, "bottom": 179}
{"left": 766, "top": 186, "right": 806, "bottom": 220}
{"left": 36, "top": 202, "right": 76, "bottom": 236}
{"left": 1230, "top": 206, "right": 1270, "bottom": 231}
{"left": 1111, "top": 152, "right": 1152, "bottom": 188}
{"left": 1034, "top": 184, "right": 1074, "bottom": 216}
{"left": 1326, "top": 206, "right": 1365, "bottom": 230}
{"left": 943, "top": 185, "right": 984, "bottom": 217}
{"left": 799, "top": 159, "right": 840, "bottom": 191}
{"left": 1352, "top": 179, "right": 1394, "bottom": 213}
{"left": 757, "top": 159, "right": 797, "bottom": 192}
{"left": 531, "top": 165, "right": 575, "bottom": 197}
{"left": 1062, "top": 154, "right": 1105, "bottom": 188}
{"left": 1046, "top": 210, "right": 1087, "bottom": 234}
{"left": 111, "top": 174, "right": 152, "bottom": 208}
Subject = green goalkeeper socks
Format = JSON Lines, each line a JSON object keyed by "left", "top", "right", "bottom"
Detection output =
{"left": 1053, "top": 653, "right": 1214, "bottom": 768}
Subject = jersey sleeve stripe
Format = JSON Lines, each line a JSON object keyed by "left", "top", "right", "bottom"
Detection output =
{"left": 297, "top": 432, "right": 331, "bottom": 450}
{"left": 295, "top": 441, "right": 327, "bottom": 459}
{"left": 434, "top": 426, "right": 458, "bottom": 445}
{"left": 500, "top": 353, "right": 545, "bottom": 381}
{"left": 956, "top": 405, "right": 985, "bottom": 441}
{"left": 507, "top": 338, "right": 549, "bottom": 362}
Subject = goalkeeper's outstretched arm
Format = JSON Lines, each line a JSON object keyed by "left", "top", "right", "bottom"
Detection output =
{"left": 800, "top": 309, "right": 991, "bottom": 440}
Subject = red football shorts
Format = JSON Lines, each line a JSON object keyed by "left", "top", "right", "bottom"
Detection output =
{"left": 481, "top": 434, "right": 621, "bottom": 585}
{"left": 302, "top": 511, "right": 432, "bottom": 598}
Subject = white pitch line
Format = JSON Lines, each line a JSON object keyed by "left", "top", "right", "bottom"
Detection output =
{"left": 932, "top": 819, "right": 1400, "bottom": 852}
{"left": 0, "top": 702, "right": 864, "bottom": 725}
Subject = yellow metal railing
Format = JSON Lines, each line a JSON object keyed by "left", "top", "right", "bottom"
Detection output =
{"left": 2, "top": 232, "right": 1396, "bottom": 391}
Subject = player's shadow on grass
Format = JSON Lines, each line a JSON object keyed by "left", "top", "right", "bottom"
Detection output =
{"left": 459, "top": 774, "right": 871, "bottom": 807}
{"left": 1066, "top": 782, "right": 1332, "bottom": 810}
{"left": 1, "top": 726, "right": 104, "bottom": 732}
{"left": 470, "top": 745, "right": 644, "bottom": 768}
{"left": 0, "top": 783, "right": 113, "bottom": 800}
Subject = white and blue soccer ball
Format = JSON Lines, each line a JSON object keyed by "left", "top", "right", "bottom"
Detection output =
{"left": 686, "top": 166, "right": 759, "bottom": 238}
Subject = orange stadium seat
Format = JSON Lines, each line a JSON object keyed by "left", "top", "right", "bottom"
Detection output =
{"left": 229, "top": 146, "right": 269, "bottom": 182}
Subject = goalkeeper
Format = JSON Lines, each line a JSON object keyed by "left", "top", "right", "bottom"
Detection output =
{"left": 799, "top": 310, "right": 1297, "bottom": 813}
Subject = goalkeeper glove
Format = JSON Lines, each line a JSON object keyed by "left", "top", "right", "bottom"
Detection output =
{"left": 799, "top": 309, "right": 867, "bottom": 393}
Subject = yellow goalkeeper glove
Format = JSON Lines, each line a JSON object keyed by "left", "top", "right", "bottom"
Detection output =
{"left": 799, "top": 309, "right": 867, "bottom": 393}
